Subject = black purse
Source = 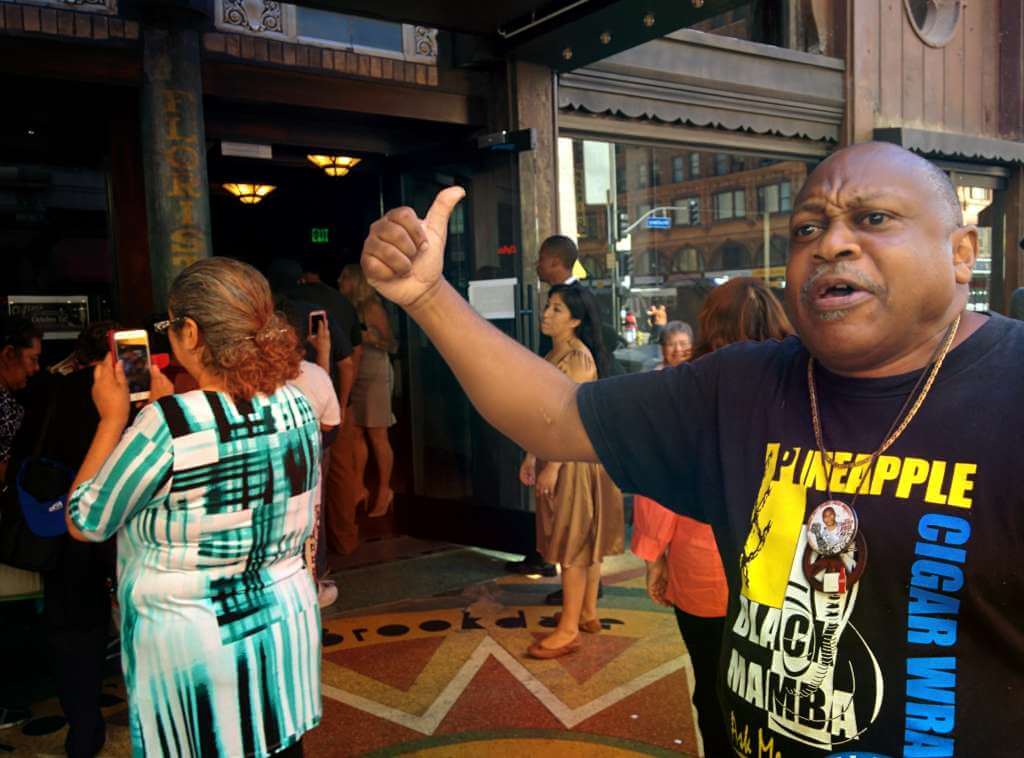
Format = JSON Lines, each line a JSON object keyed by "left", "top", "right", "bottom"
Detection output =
{"left": 0, "top": 392, "right": 66, "bottom": 573}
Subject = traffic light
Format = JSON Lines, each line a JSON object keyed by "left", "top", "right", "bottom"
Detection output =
{"left": 617, "top": 209, "right": 631, "bottom": 239}
{"left": 619, "top": 251, "right": 632, "bottom": 277}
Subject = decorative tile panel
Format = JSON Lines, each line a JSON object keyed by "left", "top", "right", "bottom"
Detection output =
{"left": 404, "top": 24, "right": 438, "bottom": 63}
{"left": 212, "top": 2, "right": 437, "bottom": 64}
{"left": 215, "top": 0, "right": 291, "bottom": 39}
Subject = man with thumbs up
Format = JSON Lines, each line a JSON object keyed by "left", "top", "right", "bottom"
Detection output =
{"left": 361, "top": 142, "right": 1024, "bottom": 758}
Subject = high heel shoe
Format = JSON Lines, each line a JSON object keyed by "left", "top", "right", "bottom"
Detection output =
{"left": 368, "top": 489, "right": 394, "bottom": 518}
{"left": 355, "top": 488, "right": 370, "bottom": 512}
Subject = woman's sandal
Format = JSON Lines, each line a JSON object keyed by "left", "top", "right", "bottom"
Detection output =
{"left": 527, "top": 633, "right": 581, "bottom": 659}
{"left": 552, "top": 611, "right": 602, "bottom": 634}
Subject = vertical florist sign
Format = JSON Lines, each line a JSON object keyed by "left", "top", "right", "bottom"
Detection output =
{"left": 141, "top": 25, "right": 213, "bottom": 308}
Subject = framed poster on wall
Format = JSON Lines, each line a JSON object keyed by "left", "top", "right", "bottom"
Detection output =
{"left": 6, "top": 295, "right": 89, "bottom": 340}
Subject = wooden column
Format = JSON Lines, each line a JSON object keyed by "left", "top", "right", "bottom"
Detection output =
{"left": 843, "top": 0, "right": 878, "bottom": 145}
{"left": 140, "top": 21, "right": 212, "bottom": 310}
{"left": 511, "top": 61, "right": 558, "bottom": 349}
{"left": 512, "top": 61, "right": 558, "bottom": 271}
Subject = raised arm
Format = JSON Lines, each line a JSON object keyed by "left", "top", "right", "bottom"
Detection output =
{"left": 361, "top": 187, "right": 597, "bottom": 463}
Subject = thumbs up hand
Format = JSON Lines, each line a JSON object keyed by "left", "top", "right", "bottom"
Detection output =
{"left": 361, "top": 186, "right": 466, "bottom": 309}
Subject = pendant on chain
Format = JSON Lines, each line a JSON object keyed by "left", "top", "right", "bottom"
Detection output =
{"left": 802, "top": 500, "right": 867, "bottom": 594}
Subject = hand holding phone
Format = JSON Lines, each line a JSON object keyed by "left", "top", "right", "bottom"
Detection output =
{"left": 308, "top": 310, "right": 327, "bottom": 337}
{"left": 91, "top": 352, "right": 131, "bottom": 427}
{"left": 108, "top": 329, "right": 152, "bottom": 401}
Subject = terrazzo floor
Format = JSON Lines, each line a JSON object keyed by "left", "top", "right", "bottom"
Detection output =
{"left": 2, "top": 548, "right": 702, "bottom": 757}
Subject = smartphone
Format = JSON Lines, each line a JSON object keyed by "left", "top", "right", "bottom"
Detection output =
{"left": 308, "top": 309, "right": 327, "bottom": 336}
{"left": 109, "top": 329, "right": 152, "bottom": 401}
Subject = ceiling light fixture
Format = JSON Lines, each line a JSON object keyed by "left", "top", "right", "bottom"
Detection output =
{"left": 600, "top": 31, "right": 611, "bottom": 44}
{"left": 643, "top": 12, "right": 656, "bottom": 27}
{"left": 562, "top": 47, "right": 573, "bottom": 60}
{"left": 307, "top": 154, "right": 362, "bottom": 177}
{"left": 222, "top": 183, "right": 276, "bottom": 205}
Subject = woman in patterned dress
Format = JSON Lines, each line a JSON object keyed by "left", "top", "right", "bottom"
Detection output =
{"left": 520, "top": 283, "right": 624, "bottom": 659}
{"left": 66, "top": 258, "right": 322, "bottom": 757}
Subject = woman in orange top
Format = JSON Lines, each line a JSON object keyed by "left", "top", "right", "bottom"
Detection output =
{"left": 632, "top": 280, "right": 793, "bottom": 757}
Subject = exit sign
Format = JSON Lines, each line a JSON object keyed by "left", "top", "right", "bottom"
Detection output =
{"left": 311, "top": 227, "right": 330, "bottom": 244}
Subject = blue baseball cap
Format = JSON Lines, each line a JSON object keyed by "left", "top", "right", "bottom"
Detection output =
{"left": 16, "top": 458, "right": 71, "bottom": 538}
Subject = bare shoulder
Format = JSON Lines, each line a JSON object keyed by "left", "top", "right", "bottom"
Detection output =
{"left": 556, "top": 342, "right": 597, "bottom": 382}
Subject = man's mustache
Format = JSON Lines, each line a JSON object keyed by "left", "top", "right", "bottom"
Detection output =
{"left": 799, "top": 264, "right": 886, "bottom": 302}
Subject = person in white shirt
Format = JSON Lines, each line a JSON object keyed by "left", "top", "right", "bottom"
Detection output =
{"left": 290, "top": 324, "right": 341, "bottom": 609}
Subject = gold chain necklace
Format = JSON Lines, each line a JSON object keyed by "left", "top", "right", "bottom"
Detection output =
{"left": 808, "top": 313, "right": 961, "bottom": 473}
{"left": 798, "top": 314, "right": 962, "bottom": 594}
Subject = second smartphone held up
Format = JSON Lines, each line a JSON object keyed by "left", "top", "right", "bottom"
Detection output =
{"left": 109, "top": 329, "right": 152, "bottom": 401}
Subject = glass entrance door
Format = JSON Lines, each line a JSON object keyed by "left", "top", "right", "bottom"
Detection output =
{"left": 387, "top": 150, "right": 534, "bottom": 552}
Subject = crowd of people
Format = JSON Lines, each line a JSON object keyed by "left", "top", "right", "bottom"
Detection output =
{"left": 2, "top": 141, "right": 1023, "bottom": 757}
{"left": 0, "top": 255, "right": 399, "bottom": 756}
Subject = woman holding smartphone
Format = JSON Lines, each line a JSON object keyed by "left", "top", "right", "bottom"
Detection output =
{"left": 66, "top": 258, "right": 321, "bottom": 757}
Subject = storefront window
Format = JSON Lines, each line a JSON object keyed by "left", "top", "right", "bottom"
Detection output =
{"left": 956, "top": 182, "right": 998, "bottom": 312}
{"left": 686, "top": 1, "right": 842, "bottom": 57}
{"left": 296, "top": 9, "right": 403, "bottom": 53}
{"left": 557, "top": 136, "right": 816, "bottom": 373}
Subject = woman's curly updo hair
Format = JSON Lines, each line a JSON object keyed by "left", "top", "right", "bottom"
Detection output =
{"left": 168, "top": 257, "right": 302, "bottom": 401}
{"left": 693, "top": 276, "right": 794, "bottom": 359}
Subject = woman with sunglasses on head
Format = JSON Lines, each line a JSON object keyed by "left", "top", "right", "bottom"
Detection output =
{"left": 520, "top": 283, "right": 624, "bottom": 659}
{"left": 633, "top": 277, "right": 793, "bottom": 757}
{"left": 66, "top": 258, "right": 322, "bottom": 757}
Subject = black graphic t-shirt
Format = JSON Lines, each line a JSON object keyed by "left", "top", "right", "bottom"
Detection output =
{"left": 578, "top": 313, "right": 1024, "bottom": 758}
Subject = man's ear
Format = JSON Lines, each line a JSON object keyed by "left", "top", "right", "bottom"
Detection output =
{"left": 0, "top": 344, "right": 15, "bottom": 365}
{"left": 951, "top": 225, "right": 978, "bottom": 285}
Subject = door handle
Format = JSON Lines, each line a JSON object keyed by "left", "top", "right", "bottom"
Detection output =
{"left": 518, "top": 283, "right": 535, "bottom": 350}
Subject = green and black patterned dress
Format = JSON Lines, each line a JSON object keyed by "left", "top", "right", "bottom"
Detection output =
{"left": 68, "top": 387, "right": 322, "bottom": 757}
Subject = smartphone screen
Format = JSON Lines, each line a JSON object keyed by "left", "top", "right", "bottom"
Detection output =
{"left": 309, "top": 310, "right": 327, "bottom": 335}
{"left": 113, "top": 330, "right": 151, "bottom": 401}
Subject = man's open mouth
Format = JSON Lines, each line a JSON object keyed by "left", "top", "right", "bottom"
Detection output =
{"left": 810, "top": 276, "right": 874, "bottom": 310}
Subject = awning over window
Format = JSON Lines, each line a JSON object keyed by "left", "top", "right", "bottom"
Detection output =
{"left": 559, "top": 30, "right": 845, "bottom": 143}
{"left": 874, "top": 128, "right": 1024, "bottom": 164}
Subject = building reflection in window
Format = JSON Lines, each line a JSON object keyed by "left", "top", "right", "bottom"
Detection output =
{"left": 957, "top": 184, "right": 995, "bottom": 312}
{"left": 557, "top": 137, "right": 816, "bottom": 372}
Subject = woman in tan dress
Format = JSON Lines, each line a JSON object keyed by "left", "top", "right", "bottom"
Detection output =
{"left": 520, "top": 283, "right": 624, "bottom": 659}
{"left": 339, "top": 264, "right": 398, "bottom": 518}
